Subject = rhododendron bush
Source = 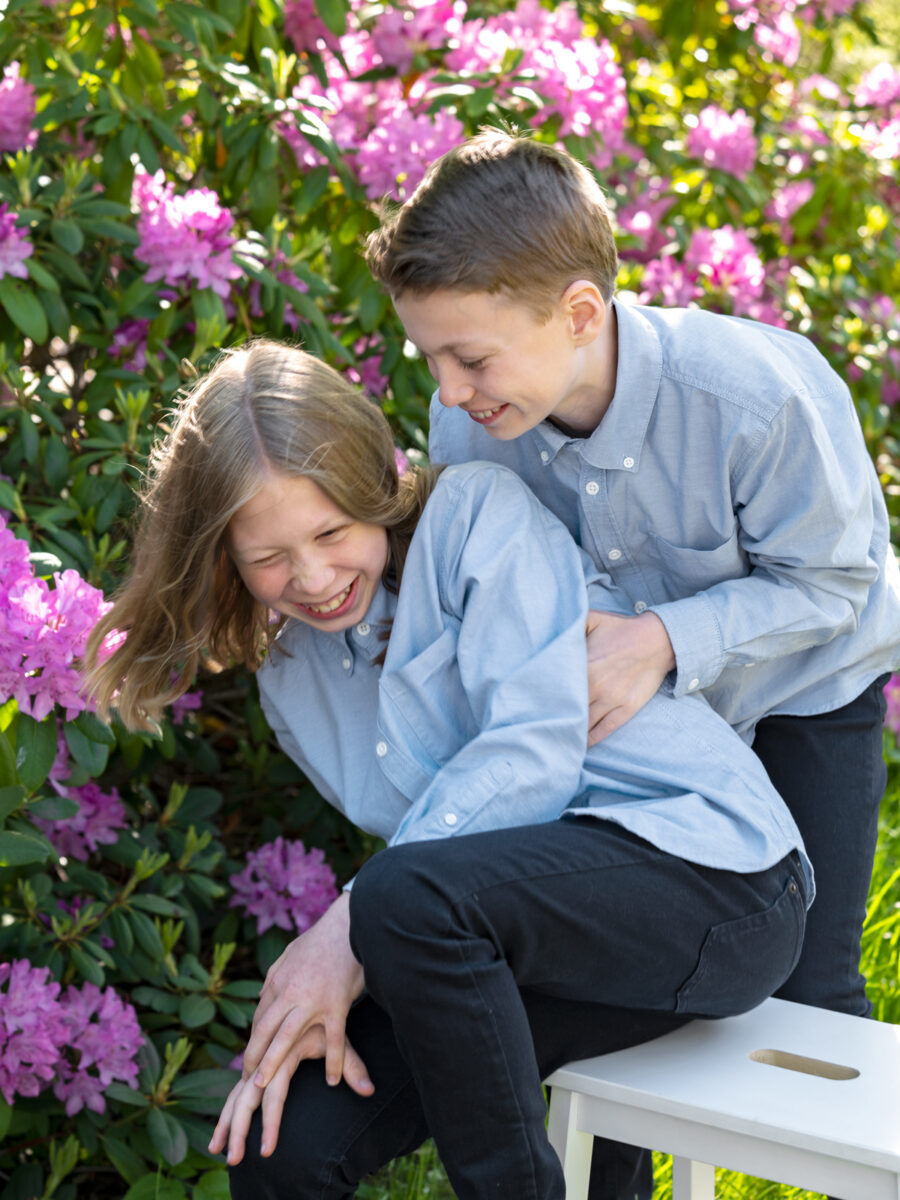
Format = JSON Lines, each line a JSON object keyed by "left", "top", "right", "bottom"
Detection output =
{"left": 0, "top": 0, "right": 898, "bottom": 1195}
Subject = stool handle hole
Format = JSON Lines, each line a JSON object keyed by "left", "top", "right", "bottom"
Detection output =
{"left": 749, "top": 1049, "right": 859, "bottom": 1080}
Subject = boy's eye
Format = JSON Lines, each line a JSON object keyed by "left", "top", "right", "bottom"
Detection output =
{"left": 459, "top": 357, "right": 486, "bottom": 371}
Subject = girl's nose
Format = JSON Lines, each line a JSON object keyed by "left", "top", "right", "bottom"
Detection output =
{"left": 291, "top": 555, "right": 336, "bottom": 596}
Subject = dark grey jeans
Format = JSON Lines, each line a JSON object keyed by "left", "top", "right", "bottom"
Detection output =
{"left": 230, "top": 819, "right": 806, "bottom": 1200}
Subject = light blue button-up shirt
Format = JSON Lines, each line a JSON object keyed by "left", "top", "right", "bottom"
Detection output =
{"left": 258, "top": 463, "right": 812, "bottom": 894}
{"left": 430, "top": 300, "right": 900, "bottom": 740}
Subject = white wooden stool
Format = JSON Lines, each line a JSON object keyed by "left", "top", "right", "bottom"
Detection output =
{"left": 545, "top": 997, "right": 900, "bottom": 1199}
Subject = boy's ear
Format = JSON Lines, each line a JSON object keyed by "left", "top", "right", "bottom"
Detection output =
{"left": 561, "top": 280, "right": 607, "bottom": 344}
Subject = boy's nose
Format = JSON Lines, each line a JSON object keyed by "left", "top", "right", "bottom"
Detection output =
{"left": 437, "top": 367, "right": 476, "bottom": 409}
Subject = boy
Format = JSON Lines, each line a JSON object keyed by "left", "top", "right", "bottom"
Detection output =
{"left": 365, "top": 128, "right": 900, "bottom": 1198}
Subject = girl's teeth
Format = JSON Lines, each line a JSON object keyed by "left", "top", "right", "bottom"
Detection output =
{"left": 306, "top": 584, "right": 351, "bottom": 614}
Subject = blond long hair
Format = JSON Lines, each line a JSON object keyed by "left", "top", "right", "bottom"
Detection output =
{"left": 85, "top": 340, "right": 436, "bottom": 731}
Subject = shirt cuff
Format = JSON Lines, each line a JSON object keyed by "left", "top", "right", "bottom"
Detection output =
{"left": 650, "top": 592, "right": 724, "bottom": 697}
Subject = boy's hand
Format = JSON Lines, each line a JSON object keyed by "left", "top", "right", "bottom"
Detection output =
{"left": 209, "top": 891, "right": 371, "bottom": 1166}
{"left": 586, "top": 610, "right": 676, "bottom": 745}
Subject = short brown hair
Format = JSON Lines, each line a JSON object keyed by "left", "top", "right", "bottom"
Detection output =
{"left": 85, "top": 340, "right": 435, "bottom": 730}
{"left": 365, "top": 128, "right": 619, "bottom": 318}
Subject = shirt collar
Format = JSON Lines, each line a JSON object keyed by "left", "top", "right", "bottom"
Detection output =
{"left": 534, "top": 299, "right": 663, "bottom": 471}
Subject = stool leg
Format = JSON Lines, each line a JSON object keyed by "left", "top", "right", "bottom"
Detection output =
{"left": 547, "top": 1087, "right": 593, "bottom": 1200}
{"left": 672, "top": 1156, "right": 715, "bottom": 1199}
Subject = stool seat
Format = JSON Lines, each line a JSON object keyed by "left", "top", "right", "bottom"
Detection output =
{"left": 545, "top": 997, "right": 900, "bottom": 1199}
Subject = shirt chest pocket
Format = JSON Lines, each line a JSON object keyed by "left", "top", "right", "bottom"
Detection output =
{"left": 378, "top": 626, "right": 476, "bottom": 772}
{"left": 645, "top": 527, "right": 745, "bottom": 597}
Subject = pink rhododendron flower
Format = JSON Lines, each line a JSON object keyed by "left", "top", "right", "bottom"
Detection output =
{"left": 638, "top": 257, "right": 702, "bottom": 308}
{"left": 766, "top": 179, "right": 815, "bottom": 242}
{"left": 395, "top": 447, "right": 410, "bottom": 476}
{"left": 616, "top": 192, "right": 675, "bottom": 262}
{"left": 0, "top": 203, "right": 33, "bottom": 281}
{"left": 132, "top": 169, "right": 242, "bottom": 297}
{"left": 346, "top": 335, "right": 389, "bottom": 396}
{"left": 860, "top": 117, "right": 900, "bottom": 161}
{"left": 686, "top": 106, "right": 758, "bottom": 179}
{"left": 0, "top": 63, "right": 37, "bottom": 153}
{"left": 372, "top": 0, "right": 466, "bottom": 74}
{"left": 230, "top": 837, "right": 338, "bottom": 935}
{"left": 110, "top": 318, "right": 151, "bottom": 371}
{"left": 0, "top": 516, "right": 115, "bottom": 720}
{"left": 854, "top": 62, "right": 900, "bottom": 109}
{"left": 53, "top": 983, "right": 143, "bottom": 1116}
{"left": 0, "top": 961, "right": 65, "bottom": 1104}
{"left": 684, "top": 226, "right": 766, "bottom": 315}
{"left": 32, "top": 781, "right": 128, "bottom": 861}
{"left": 356, "top": 104, "right": 464, "bottom": 200}
{"left": 753, "top": 7, "right": 800, "bottom": 66}
{"left": 171, "top": 689, "right": 203, "bottom": 725}
{"left": 283, "top": 0, "right": 342, "bottom": 54}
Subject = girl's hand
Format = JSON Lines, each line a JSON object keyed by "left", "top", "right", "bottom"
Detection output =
{"left": 208, "top": 1024, "right": 371, "bottom": 1165}
{"left": 210, "top": 892, "right": 371, "bottom": 1166}
{"left": 586, "top": 610, "right": 675, "bottom": 745}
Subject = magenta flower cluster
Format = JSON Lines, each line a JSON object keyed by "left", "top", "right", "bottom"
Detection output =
{"left": 639, "top": 225, "right": 773, "bottom": 323}
{"left": 132, "top": 169, "right": 243, "bottom": 297}
{"left": 0, "top": 960, "right": 143, "bottom": 1115}
{"left": 726, "top": 0, "right": 855, "bottom": 67}
{"left": 0, "top": 514, "right": 114, "bottom": 721}
{"left": 0, "top": 202, "right": 33, "bottom": 283}
{"left": 686, "top": 106, "right": 758, "bottom": 179}
{"left": 280, "top": 0, "right": 626, "bottom": 200}
{"left": 32, "top": 779, "right": 128, "bottom": 861}
{"left": 0, "top": 63, "right": 37, "bottom": 154}
{"left": 229, "top": 836, "right": 338, "bottom": 935}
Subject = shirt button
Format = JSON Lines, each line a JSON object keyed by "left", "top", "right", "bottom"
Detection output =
{"left": 356, "top": 622, "right": 370, "bottom": 636}
{"left": 623, "top": 456, "right": 635, "bottom": 469}
{"left": 608, "top": 548, "right": 622, "bottom": 561}
{"left": 687, "top": 678, "right": 700, "bottom": 691}
{"left": 375, "top": 741, "right": 388, "bottom": 757}
{"left": 634, "top": 600, "right": 648, "bottom": 614}
{"left": 585, "top": 480, "right": 600, "bottom": 496}
{"left": 444, "top": 812, "right": 458, "bottom": 826}
{"left": 540, "top": 450, "right": 550, "bottom": 464}
{"left": 342, "top": 656, "right": 352, "bottom": 670}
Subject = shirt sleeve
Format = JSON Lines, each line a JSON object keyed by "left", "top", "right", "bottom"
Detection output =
{"left": 382, "top": 466, "right": 590, "bottom": 847}
{"left": 650, "top": 386, "right": 882, "bottom": 696}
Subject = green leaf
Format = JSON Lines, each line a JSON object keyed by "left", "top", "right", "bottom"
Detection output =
{"left": 0, "top": 828, "right": 53, "bottom": 866}
{"left": 171, "top": 1069, "right": 236, "bottom": 1099}
{"left": 0, "top": 275, "right": 49, "bottom": 344}
{"left": 0, "top": 1096, "right": 12, "bottom": 1143}
{"left": 108, "top": 907, "right": 135, "bottom": 954}
{"left": 69, "top": 943, "right": 106, "bottom": 986}
{"left": 73, "top": 710, "right": 117, "bottom": 746}
{"left": 0, "top": 786, "right": 26, "bottom": 822}
{"left": 15, "top": 712, "right": 59, "bottom": 792}
{"left": 178, "top": 993, "right": 216, "bottom": 1028}
{"left": 315, "top": 0, "right": 347, "bottom": 37}
{"left": 0, "top": 479, "right": 25, "bottom": 520}
{"left": 105, "top": 1082, "right": 150, "bottom": 1107}
{"left": 129, "top": 907, "right": 165, "bottom": 958}
{"left": 192, "top": 1170, "right": 231, "bottom": 1200}
{"left": 146, "top": 1108, "right": 189, "bottom": 1166}
{"left": 25, "top": 258, "right": 60, "bottom": 293}
{"left": 0, "top": 732, "right": 17, "bottom": 789}
{"left": 131, "top": 894, "right": 185, "bottom": 916}
{"left": 122, "top": 1171, "right": 187, "bottom": 1200}
{"left": 64, "top": 721, "right": 110, "bottom": 775}
{"left": 101, "top": 1132, "right": 148, "bottom": 1185}
{"left": 50, "top": 217, "right": 85, "bottom": 255}
{"left": 26, "top": 794, "right": 80, "bottom": 819}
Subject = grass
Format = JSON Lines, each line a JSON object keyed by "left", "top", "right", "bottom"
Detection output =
{"left": 359, "top": 746, "right": 900, "bottom": 1200}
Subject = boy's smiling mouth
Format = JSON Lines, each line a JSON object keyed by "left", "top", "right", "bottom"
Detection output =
{"left": 466, "top": 403, "right": 508, "bottom": 424}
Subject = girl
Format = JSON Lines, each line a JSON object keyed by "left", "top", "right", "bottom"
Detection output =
{"left": 86, "top": 340, "right": 811, "bottom": 1200}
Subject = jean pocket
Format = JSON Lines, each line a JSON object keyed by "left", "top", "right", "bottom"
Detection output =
{"left": 675, "top": 870, "right": 806, "bottom": 1018}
